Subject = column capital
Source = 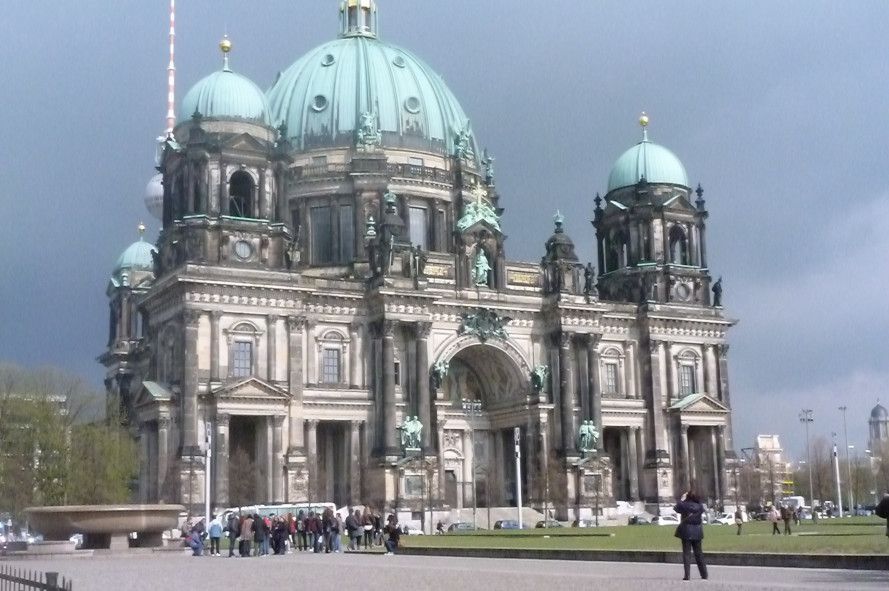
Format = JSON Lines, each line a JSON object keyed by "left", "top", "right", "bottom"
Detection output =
{"left": 210, "top": 310, "right": 223, "bottom": 321}
{"left": 216, "top": 413, "right": 231, "bottom": 428}
{"left": 267, "top": 313, "right": 282, "bottom": 324}
{"left": 558, "top": 331, "right": 572, "bottom": 348}
{"left": 680, "top": 424, "right": 690, "bottom": 434}
{"left": 305, "top": 419, "right": 319, "bottom": 428}
{"left": 416, "top": 321, "right": 432, "bottom": 340}
{"left": 272, "top": 415, "right": 286, "bottom": 427}
{"left": 716, "top": 344, "right": 730, "bottom": 359}
{"left": 349, "top": 319, "right": 363, "bottom": 334}
{"left": 350, "top": 419, "right": 364, "bottom": 430}
{"left": 158, "top": 416, "right": 172, "bottom": 430}
{"left": 587, "top": 333, "right": 602, "bottom": 348}
{"left": 287, "top": 315, "right": 307, "bottom": 331}
{"left": 382, "top": 319, "right": 397, "bottom": 338}
{"left": 182, "top": 309, "right": 202, "bottom": 327}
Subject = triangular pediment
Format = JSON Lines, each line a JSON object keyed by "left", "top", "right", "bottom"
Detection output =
{"left": 459, "top": 218, "right": 502, "bottom": 236}
{"left": 212, "top": 377, "right": 290, "bottom": 401}
{"left": 135, "top": 381, "right": 173, "bottom": 408}
{"left": 222, "top": 133, "right": 267, "bottom": 153}
{"left": 669, "top": 393, "right": 728, "bottom": 414}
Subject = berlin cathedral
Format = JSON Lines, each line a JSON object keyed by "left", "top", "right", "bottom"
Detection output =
{"left": 101, "top": 0, "right": 737, "bottom": 521}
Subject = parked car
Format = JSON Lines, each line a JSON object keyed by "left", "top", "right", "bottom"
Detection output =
{"left": 401, "top": 524, "right": 424, "bottom": 535}
{"left": 447, "top": 522, "right": 479, "bottom": 532}
{"left": 712, "top": 513, "right": 735, "bottom": 525}
{"left": 572, "top": 519, "right": 599, "bottom": 528}
{"left": 651, "top": 515, "right": 680, "bottom": 526}
{"left": 534, "top": 520, "right": 563, "bottom": 528}
{"left": 629, "top": 514, "right": 652, "bottom": 525}
{"left": 493, "top": 520, "right": 521, "bottom": 530}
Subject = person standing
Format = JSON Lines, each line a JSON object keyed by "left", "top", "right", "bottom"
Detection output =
{"left": 768, "top": 505, "right": 781, "bottom": 535}
{"left": 208, "top": 516, "right": 223, "bottom": 556}
{"left": 875, "top": 492, "right": 889, "bottom": 538}
{"left": 227, "top": 513, "right": 240, "bottom": 557}
{"left": 240, "top": 515, "right": 254, "bottom": 557}
{"left": 296, "top": 511, "right": 308, "bottom": 552}
{"left": 383, "top": 514, "right": 401, "bottom": 555}
{"left": 781, "top": 505, "right": 792, "bottom": 535}
{"left": 674, "top": 490, "right": 708, "bottom": 581}
{"left": 363, "top": 509, "right": 374, "bottom": 549}
{"left": 734, "top": 508, "right": 743, "bottom": 536}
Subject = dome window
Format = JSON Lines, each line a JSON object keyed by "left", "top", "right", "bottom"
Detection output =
{"left": 228, "top": 171, "right": 255, "bottom": 219}
{"left": 312, "top": 95, "right": 329, "bottom": 112}
{"left": 404, "top": 97, "right": 421, "bottom": 114}
{"left": 392, "top": 55, "right": 406, "bottom": 68}
{"left": 322, "top": 54, "right": 336, "bottom": 67}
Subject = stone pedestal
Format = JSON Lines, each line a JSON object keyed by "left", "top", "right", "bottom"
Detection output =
{"left": 286, "top": 456, "right": 309, "bottom": 502}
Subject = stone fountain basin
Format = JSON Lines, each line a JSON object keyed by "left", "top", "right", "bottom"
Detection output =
{"left": 25, "top": 505, "right": 185, "bottom": 542}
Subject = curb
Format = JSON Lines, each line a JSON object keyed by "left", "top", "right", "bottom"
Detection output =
{"left": 398, "top": 546, "right": 889, "bottom": 571}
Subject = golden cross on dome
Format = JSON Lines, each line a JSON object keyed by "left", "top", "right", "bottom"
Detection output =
{"left": 471, "top": 183, "right": 488, "bottom": 207}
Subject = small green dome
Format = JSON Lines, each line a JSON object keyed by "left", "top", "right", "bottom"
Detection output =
{"left": 181, "top": 66, "right": 271, "bottom": 126}
{"left": 607, "top": 138, "right": 689, "bottom": 192}
{"left": 114, "top": 239, "right": 156, "bottom": 276}
{"left": 267, "top": 13, "right": 478, "bottom": 161}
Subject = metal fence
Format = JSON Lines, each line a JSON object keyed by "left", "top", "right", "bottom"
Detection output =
{"left": 0, "top": 565, "right": 72, "bottom": 591}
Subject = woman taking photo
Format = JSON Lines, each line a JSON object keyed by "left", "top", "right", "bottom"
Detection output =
{"left": 674, "top": 488, "right": 708, "bottom": 581}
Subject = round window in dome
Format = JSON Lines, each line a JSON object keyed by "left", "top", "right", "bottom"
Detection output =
{"left": 311, "top": 95, "right": 329, "bottom": 112}
{"left": 392, "top": 55, "right": 406, "bottom": 68}
{"left": 321, "top": 54, "right": 336, "bottom": 67}
{"left": 404, "top": 96, "right": 421, "bottom": 114}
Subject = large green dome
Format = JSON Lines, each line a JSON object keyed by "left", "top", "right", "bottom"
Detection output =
{"left": 267, "top": 3, "right": 478, "bottom": 161}
{"left": 181, "top": 62, "right": 271, "bottom": 126}
{"left": 607, "top": 137, "right": 689, "bottom": 192}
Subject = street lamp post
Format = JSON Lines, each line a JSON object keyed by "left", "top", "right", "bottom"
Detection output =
{"left": 839, "top": 406, "right": 853, "bottom": 513}
{"left": 865, "top": 449, "right": 878, "bottom": 505}
{"left": 462, "top": 398, "right": 482, "bottom": 529}
{"left": 799, "top": 409, "right": 814, "bottom": 507}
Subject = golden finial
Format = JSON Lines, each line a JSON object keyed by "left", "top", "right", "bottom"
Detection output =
{"left": 639, "top": 111, "right": 649, "bottom": 127}
{"left": 219, "top": 35, "right": 232, "bottom": 54}
{"left": 138, "top": 221, "right": 146, "bottom": 239}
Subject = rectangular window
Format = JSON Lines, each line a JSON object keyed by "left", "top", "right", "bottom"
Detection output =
{"left": 232, "top": 341, "right": 253, "bottom": 378}
{"left": 603, "top": 363, "right": 619, "bottom": 395}
{"left": 310, "top": 206, "right": 332, "bottom": 264}
{"left": 321, "top": 348, "right": 341, "bottom": 384}
{"left": 408, "top": 157, "right": 424, "bottom": 169}
{"left": 312, "top": 155, "right": 328, "bottom": 167}
{"left": 338, "top": 204, "right": 354, "bottom": 263}
{"left": 679, "top": 364, "right": 696, "bottom": 396}
{"left": 409, "top": 206, "right": 428, "bottom": 251}
{"left": 394, "top": 361, "right": 401, "bottom": 386}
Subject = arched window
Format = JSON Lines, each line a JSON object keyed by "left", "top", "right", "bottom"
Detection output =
{"left": 316, "top": 330, "right": 348, "bottom": 385}
{"left": 599, "top": 346, "right": 624, "bottom": 397}
{"left": 229, "top": 171, "right": 255, "bottom": 219}
{"left": 226, "top": 321, "right": 261, "bottom": 378}
{"left": 676, "top": 350, "right": 699, "bottom": 396}
{"left": 669, "top": 225, "right": 689, "bottom": 265}
{"left": 606, "top": 231, "right": 619, "bottom": 272}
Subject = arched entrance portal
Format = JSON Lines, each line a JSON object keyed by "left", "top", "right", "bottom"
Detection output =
{"left": 441, "top": 343, "right": 532, "bottom": 509}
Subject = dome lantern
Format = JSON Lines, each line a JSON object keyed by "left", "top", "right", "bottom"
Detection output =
{"left": 606, "top": 113, "right": 689, "bottom": 193}
{"left": 340, "top": 0, "right": 379, "bottom": 38}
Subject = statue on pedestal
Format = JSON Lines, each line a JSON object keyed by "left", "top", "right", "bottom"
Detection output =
{"left": 577, "top": 420, "right": 600, "bottom": 454}
{"left": 398, "top": 416, "right": 423, "bottom": 452}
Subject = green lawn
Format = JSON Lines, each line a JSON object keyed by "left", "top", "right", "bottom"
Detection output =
{"left": 403, "top": 517, "right": 889, "bottom": 555}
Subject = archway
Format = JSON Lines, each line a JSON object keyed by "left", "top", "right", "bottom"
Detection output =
{"left": 440, "top": 343, "right": 532, "bottom": 508}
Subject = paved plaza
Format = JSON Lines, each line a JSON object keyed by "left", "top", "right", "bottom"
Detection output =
{"left": 11, "top": 552, "right": 889, "bottom": 590}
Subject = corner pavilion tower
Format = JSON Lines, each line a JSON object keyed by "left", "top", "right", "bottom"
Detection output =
{"left": 103, "top": 1, "right": 737, "bottom": 521}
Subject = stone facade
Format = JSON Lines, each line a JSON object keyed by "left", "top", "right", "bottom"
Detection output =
{"left": 102, "top": 4, "right": 737, "bottom": 518}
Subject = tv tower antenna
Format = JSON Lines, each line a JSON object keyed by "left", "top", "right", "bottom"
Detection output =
{"left": 164, "top": 0, "right": 177, "bottom": 136}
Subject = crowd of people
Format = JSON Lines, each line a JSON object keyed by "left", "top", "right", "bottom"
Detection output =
{"left": 185, "top": 508, "right": 404, "bottom": 557}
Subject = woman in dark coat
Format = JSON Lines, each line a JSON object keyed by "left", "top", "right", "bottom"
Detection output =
{"left": 674, "top": 490, "right": 708, "bottom": 581}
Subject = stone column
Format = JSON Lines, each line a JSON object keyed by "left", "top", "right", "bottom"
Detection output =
{"left": 215, "top": 414, "right": 230, "bottom": 506}
{"left": 306, "top": 420, "right": 318, "bottom": 501}
{"left": 587, "top": 336, "right": 602, "bottom": 449}
{"left": 716, "top": 345, "right": 735, "bottom": 451}
{"left": 272, "top": 415, "right": 284, "bottom": 502}
{"left": 680, "top": 424, "right": 691, "bottom": 490}
{"left": 559, "top": 332, "right": 576, "bottom": 453}
{"left": 634, "top": 427, "right": 645, "bottom": 501}
{"left": 710, "top": 428, "right": 721, "bottom": 504}
{"left": 138, "top": 430, "right": 149, "bottom": 503}
{"left": 287, "top": 317, "right": 306, "bottom": 453}
{"left": 716, "top": 426, "right": 727, "bottom": 503}
{"left": 619, "top": 428, "right": 629, "bottom": 500}
{"left": 703, "top": 345, "right": 716, "bottom": 397}
{"left": 648, "top": 341, "right": 668, "bottom": 459}
{"left": 267, "top": 315, "right": 278, "bottom": 382}
{"left": 462, "top": 428, "right": 473, "bottom": 506}
{"left": 157, "top": 416, "right": 170, "bottom": 501}
{"left": 628, "top": 427, "right": 640, "bottom": 501}
{"left": 210, "top": 311, "right": 221, "bottom": 382}
{"left": 350, "top": 420, "right": 362, "bottom": 504}
{"left": 306, "top": 320, "right": 316, "bottom": 385}
{"left": 349, "top": 321, "right": 361, "bottom": 388}
{"left": 382, "top": 320, "right": 398, "bottom": 455}
{"left": 625, "top": 342, "right": 637, "bottom": 399}
{"left": 182, "top": 310, "right": 202, "bottom": 455}
{"left": 416, "top": 322, "right": 432, "bottom": 449}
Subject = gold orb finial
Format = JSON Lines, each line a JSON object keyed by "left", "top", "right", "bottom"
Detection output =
{"left": 219, "top": 35, "right": 232, "bottom": 54}
{"left": 138, "top": 221, "right": 146, "bottom": 238}
{"left": 639, "top": 111, "right": 649, "bottom": 128}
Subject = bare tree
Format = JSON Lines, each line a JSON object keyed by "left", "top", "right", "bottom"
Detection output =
{"left": 228, "top": 447, "right": 257, "bottom": 512}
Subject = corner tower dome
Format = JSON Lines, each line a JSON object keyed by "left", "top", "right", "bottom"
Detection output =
{"left": 607, "top": 113, "right": 689, "bottom": 192}
{"left": 111, "top": 224, "right": 157, "bottom": 285}
{"left": 267, "top": 0, "right": 479, "bottom": 162}
{"left": 872, "top": 403, "right": 888, "bottom": 420}
{"left": 180, "top": 37, "right": 272, "bottom": 126}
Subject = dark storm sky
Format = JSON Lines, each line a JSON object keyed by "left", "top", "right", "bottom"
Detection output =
{"left": 1, "top": 1, "right": 887, "bottom": 460}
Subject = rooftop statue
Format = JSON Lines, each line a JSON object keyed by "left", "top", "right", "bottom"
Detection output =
{"left": 712, "top": 276, "right": 723, "bottom": 307}
{"left": 356, "top": 111, "right": 382, "bottom": 151}
{"left": 482, "top": 148, "right": 495, "bottom": 185}
{"left": 454, "top": 121, "right": 475, "bottom": 162}
{"left": 459, "top": 309, "right": 511, "bottom": 343}
{"left": 431, "top": 360, "right": 449, "bottom": 391}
